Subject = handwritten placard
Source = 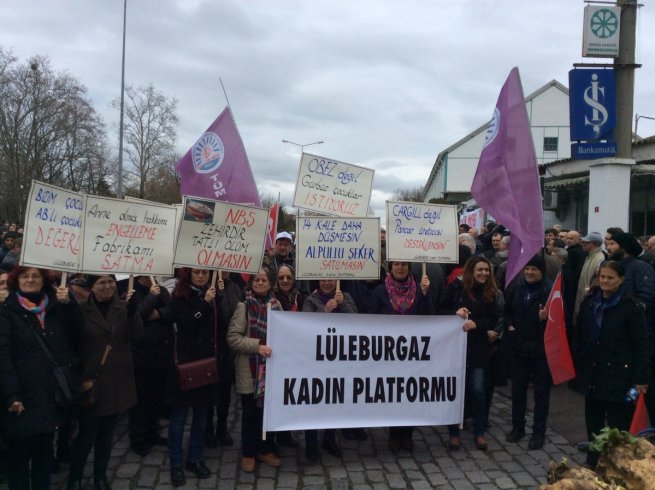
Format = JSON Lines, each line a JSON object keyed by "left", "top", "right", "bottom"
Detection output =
{"left": 386, "top": 201, "right": 458, "bottom": 264}
{"left": 173, "top": 196, "right": 268, "bottom": 274}
{"left": 81, "top": 196, "right": 177, "bottom": 275}
{"left": 292, "top": 153, "right": 374, "bottom": 217}
{"left": 20, "top": 181, "right": 84, "bottom": 272}
{"left": 295, "top": 216, "right": 380, "bottom": 279}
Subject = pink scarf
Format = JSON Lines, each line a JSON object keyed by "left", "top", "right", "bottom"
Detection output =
{"left": 384, "top": 273, "right": 416, "bottom": 315}
{"left": 17, "top": 292, "right": 49, "bottom": 329}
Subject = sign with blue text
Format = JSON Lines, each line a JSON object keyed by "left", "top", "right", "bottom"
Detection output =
{"left": 386, "top": 201, "right": 458, "bottom": 264}
{"left": 569, "top": 69, "right": 616, "bottom": 142}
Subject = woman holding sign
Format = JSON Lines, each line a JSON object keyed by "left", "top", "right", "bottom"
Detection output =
{"left": 227, "top": 268, "right": 283, "bottom": 473}
{"left": 438, "top": 256, "right": 501, "bottom": 451}
{"left": 370, "top": 261, "right": 432, "bottom": 452}
{"left": 0, "top": 266, "right": 82, "bottom": 490}
{"left": 166, "top": 268, "right": 219, "bottom": 487}
{"left": 302, "top": 278, "right": 357, "bottom": 461}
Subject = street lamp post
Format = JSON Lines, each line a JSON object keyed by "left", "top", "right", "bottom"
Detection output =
{"left": 635, "top": 114, "right": 655, "bottom": 140}
{"left": 281, "top": 139, "right": 324, "bottom": 153}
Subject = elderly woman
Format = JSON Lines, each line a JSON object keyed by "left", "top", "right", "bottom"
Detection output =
{"left": 370, "top": 261, "right": 432, "bottom": 452}
{"left": 166, "top": 268, "right": 219, "bottom": 487}
{"left": 0, "top": 266, "right": 82, "bottom": 490}
{"left": 438, "top": 256, "right": 501, "bottom": 451}
{"left": 572, "top": 261, "right": 651, "bottom": 468}
{"left": 302, "top": 279, "right": 357, "bottom": 461}
{"left": 67, "top": 275, "right": 143, "bottom": 490}
{"left": 228, "top": 268, "right": 283, "bottom": 473}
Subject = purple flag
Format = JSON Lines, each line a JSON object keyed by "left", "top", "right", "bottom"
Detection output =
{"left": 176, "top": 107, "right": 261, "bottom": 206}
{"left": 471, "top": 68, "right": 544, "bottom": 287}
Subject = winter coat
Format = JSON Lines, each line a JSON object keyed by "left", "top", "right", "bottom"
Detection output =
{"left": 571, "top": 290, "right": 651, "bottom": 402}
{"left": 216, "top": 279, "right": 243, "bottom": 383}
{"left": 227, "top": 302, "right": 259, "bottom": 395}
{"left": 165, "top": 289, "right": 218, "bottom": 408}
{"left": 0, "top": 289, "right": 83, "bottom": 439}
{"left": 369, "top": 278, "right": 435, "bottom": 316}
{"left": 503, "top": 277, "right": 552, "bottom": 358}
{"left": 79, "top": 292, "right": 143, "bottom": 417}
{"left": 131, "top": 281, "right": 174, "bottom": 371}
{"left": 302, "top": 290, "right": 358, "bottom": 314}
{"left": 438, "top": 280, "right": 499, "bottom": 368}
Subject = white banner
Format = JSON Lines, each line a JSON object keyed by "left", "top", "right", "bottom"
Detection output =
{"left": 263, "top": 311, "right": 466, "bottom": 431}
{"left": 292, "top": 153, "right": 374, "bottom": 217}
{"left": 81, "top": 196, "right": 178, "bottom": 275}
{"left": 20, "top": 181, "right": 84, "bottom": 273}
{"left": 459, "top": 208, "right": 485, "bottom": 229}
{"left": 386, "top": 201, "right": 459, "bottom": 264}
{"left": 173, "top": 196, "right": 267, "bottom": 274}
{"left": 295, "top": 216, "right": 381, "bottom": 279}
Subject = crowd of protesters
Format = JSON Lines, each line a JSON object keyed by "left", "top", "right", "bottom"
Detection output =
{"left": 1, "top": 220, "right": 655, "bottom": 488}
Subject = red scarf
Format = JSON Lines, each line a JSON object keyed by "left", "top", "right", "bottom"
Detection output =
{"left": 384, "top": 273, "right": 416, "bottom": 315}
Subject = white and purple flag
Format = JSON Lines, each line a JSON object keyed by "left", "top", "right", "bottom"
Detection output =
{"left": 471, "top": 68, "right": 544, "bottom": 287}
{"left": 176, "top": 107, "right": 261, "bottom": 206}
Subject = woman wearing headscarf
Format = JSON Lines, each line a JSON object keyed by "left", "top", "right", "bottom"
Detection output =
{"left": 0, "top": 266, "right": 82, "bottom": 490}
{"left": 67, "top": 274, "right": 143, "bottom": 490}
{"left": 370, "top": 261, "right": 432, "bottom": 452}
{"left": 301, "top": 278, "right": 357, "bottom": 461}
{"left": 438, "top": 256, "right": 500, "bottom": 451}
{"left": 572, "top": 260, "right": 650, "bottom": 468}
{"left": 166, "top": 268, "right": 219, "bottom": 487}
{"left": 227, "top": 268, "right": 283, "bottom": 473}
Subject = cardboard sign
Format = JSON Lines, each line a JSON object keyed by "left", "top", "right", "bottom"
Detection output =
{"left": 81, "top": 196, "right": 178, "bottom": 275}
{"left": 292, "top": 153, "right": 374, "bottom": 217}
{"left": 386, "top": 201, "right": 458, "bottom": 264}
{"left": 295, "top": 216, "right": 380, "bottom": 279}
{"left": 20, "top": 181, "right": 84, "bottom": 272}
{"left": 264, "top": 311, "right": 466, "bottom": 431}
{"left": 173, "top": 196, "right": 268, "bottom": 274}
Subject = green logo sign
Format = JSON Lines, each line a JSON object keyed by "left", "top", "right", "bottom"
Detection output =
{"left": 590, "top": 9, "right": 619, "bottom": 39}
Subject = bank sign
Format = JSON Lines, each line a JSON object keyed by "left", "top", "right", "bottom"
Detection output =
{"left": 569, "top": 69, "right": 616, "bottom": 142}
{"left": 582, "top": 5, "right": 621, "bottom": 58}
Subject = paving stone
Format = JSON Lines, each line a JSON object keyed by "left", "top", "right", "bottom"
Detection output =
{"left": 513, "top": 471, "right": 539, "bottom": 487}
{"left": 366, "top": 470, "right": 385, "bottom": 483}
{"left": 386, "top": 472, "right": 408, "bottom": 488}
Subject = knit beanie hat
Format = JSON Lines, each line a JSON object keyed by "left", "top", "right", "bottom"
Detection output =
{"left": 525, "top": 254, "right": 546, "bottom": 276}
{"left": 611, "top": 232, "right": 643, "bottom": 257}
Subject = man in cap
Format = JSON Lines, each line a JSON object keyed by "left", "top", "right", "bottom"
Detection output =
{"left": 573, "top": 232, "right": 606, "bottom": 319}
{"left": 264, "top": 231, "right": 296, "bottom": 279}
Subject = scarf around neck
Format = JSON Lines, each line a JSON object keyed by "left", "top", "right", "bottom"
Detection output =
{"left": 384, "top": 273, "right": 416, "bottom": 315}
{"left": 590, "top": 286, "right": 624, "bottom": 345}
{"left": 17, "top": 291, "right": 49, "bottom": 329}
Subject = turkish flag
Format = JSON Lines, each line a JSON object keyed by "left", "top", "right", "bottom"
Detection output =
{"left": 265, "top": 203, "right": 279, "bottom": 250}
{"left": 544, "top": 273, "right": 576, "bottom": 385}
{"left": 629, "top": 393, "right": 651, "bottom": 436}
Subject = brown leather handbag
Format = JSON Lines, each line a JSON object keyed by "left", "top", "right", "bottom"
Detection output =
{"left": 174, "top": 307, "right": 218, "bottom": 392}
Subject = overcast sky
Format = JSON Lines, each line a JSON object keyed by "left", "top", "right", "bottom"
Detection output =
{"left": 3, "top": 1, "right": 655, "bottom": 223}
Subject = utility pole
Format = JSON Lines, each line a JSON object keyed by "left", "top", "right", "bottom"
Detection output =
{"left": 614, "top": 0, "right": 638, "bottom": 158}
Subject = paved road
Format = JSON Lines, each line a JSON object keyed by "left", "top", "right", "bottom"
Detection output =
{"left": 33, "top": 385, "right": 589, "bottom": 490}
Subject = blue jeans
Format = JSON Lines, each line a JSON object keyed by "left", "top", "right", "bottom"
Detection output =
{"left": 449, "top": 367, "right": 486, "bottom": 438}
{"left": 167, "top": 407, "right": 207, "bottom": 468}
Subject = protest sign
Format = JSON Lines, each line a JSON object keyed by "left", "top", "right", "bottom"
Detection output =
{"left": 81, "top": 196, "right": 178, "bottom": 275}
{"left": 292, "top": 153, "right": 374, "bottom": 217}
{"left": 386, "top": 201, "right": 458, "bottom": 264}
{"left": 173, "top": 196, "right": 267, "bottom": 274}
{"left": 460, "top": 208, "right": 485, "bottom": 230}
{"left": 20, "top": 181, "right": 84, "bottom": 273}
{"left": 295, "top": 216, "right": 380, "bottom": 279}
{"left": 263, "top": 311, "right": 466, "bottom": 431}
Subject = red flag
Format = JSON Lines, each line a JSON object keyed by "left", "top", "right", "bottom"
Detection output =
{"left": 265, "top": 203, "right": 279, "bottom": 250}
{"left": 629, "top": 393, "right": 651, "bottom": 436}
{"left": 544, "top": 273, "right": 576, "bottom": 385}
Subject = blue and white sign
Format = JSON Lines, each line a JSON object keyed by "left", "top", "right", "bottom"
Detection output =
{"left": 569, "top": 69, "right": 616, "bottom": 142}
{"left": 572, "top": 142, "right": 617, "bottom": 160}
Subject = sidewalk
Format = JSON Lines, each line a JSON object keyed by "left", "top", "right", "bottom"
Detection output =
{"left": 40, "top": 387, "right": 586, "bottom": 490}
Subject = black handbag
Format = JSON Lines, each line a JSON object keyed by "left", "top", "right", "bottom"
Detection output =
{"left": 31, "top": 329, "right": 79, "bottom": 407}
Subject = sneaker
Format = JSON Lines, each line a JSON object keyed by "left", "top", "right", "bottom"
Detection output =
{"left": 528, "top": 433, "right": 545, "bottom": 450}
{"left": 257, "top": 452, "right": 282, "bottom": 468}
{"left": 241, "top": 457, "right": 255, "bottom": 473}
{"left": 505, "top": 426, "right": 525, "bottom": 443}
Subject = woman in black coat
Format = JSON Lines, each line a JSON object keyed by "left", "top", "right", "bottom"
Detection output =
{"left": 166, "top": 268, "right": 218, "bottom": 487}
{"left": 438, "top": 256, "right": 500, "bottom": 451}
{"left": 0, "top": 266, "right": 82, "bottom": 490}
{"left": 572, "top": 260, "right": 650, "bottom": 467}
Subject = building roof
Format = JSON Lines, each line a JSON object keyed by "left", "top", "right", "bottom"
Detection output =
{"left": 422, "top": 79, "right": 569, "bottom": 201}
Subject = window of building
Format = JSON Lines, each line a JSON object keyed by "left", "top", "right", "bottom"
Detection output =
{"left": 543, "top": 137, "right": 558, "bottom": 152}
